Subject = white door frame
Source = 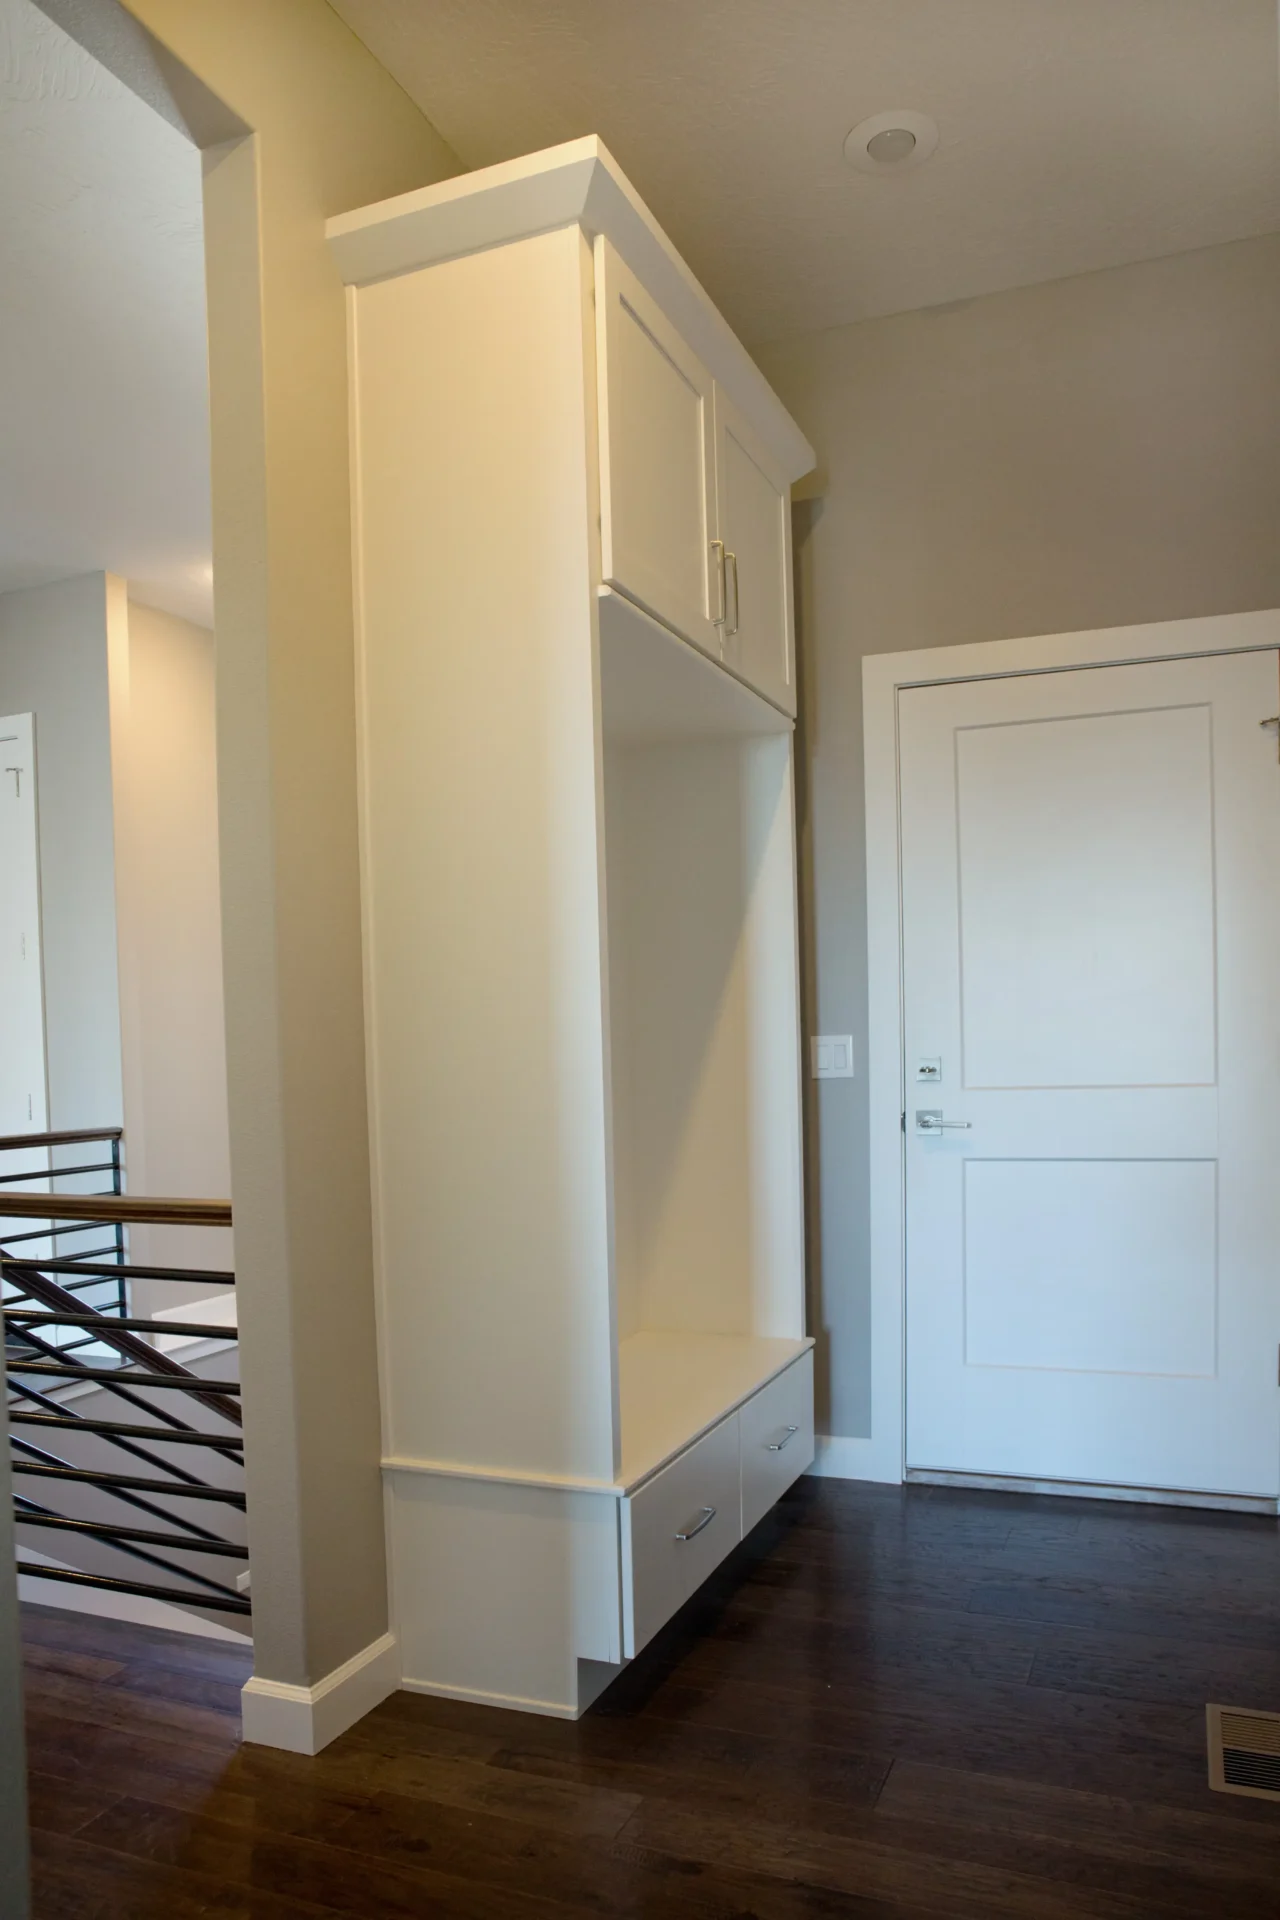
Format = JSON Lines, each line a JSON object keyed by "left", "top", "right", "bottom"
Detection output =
{"left": 862, "top": 608, "right": 1280, "bottom": 1487}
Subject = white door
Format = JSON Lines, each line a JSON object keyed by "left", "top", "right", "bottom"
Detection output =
{"left": 0, "top": 715, "right": 47, "bottom": 1138}
{"left": 595, "top": 237, "right": 721, "bottom": 659}
{"left": 713, "top": 385, "right": 795, "bottom": 717}
{"left": 901, "top": 651, "right": 1280, "bottom": 1500}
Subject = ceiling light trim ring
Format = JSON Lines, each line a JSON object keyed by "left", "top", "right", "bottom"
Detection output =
{"left": 844, "top": 110, "right": 939, "bottom": 176}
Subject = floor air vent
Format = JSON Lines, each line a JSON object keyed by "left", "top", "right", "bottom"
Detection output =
{"left": 1207, "top": 1704, "right": 1280, "bottom": 1800}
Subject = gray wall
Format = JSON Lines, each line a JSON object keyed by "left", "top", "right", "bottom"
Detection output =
{"left": 0, "top": 574, "right": 125, "bottom": 1136}
{"left": 0, "top": 1397, "right": 30, "bottom": 1920}
{"left": 755, "top": 230, "right": 1280, "bottom": 1439}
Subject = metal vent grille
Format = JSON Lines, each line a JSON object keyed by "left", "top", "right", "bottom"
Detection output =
{"left": 1207, "top": 1704, "right": 1280, "bottom": 1800}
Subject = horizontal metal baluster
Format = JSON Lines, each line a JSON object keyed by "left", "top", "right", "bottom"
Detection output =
{"left": 0, "top": 1162, "right": 116, "bottom": 1185}
{"left": 6, "top": 1380, "right": 217, "bottom": 1490}
{"left": 3, "top": 1258, "right": 235, "bottom": 1285}
{"left": 8, "top": 1330, "right": 243, "bottom": 1467}
{"left": 15, "top": 1564, "right": 249, "bottom": 1615}
{"left": 15, "top": 1495, "right": 247, "bottom": 1602}
{"left": 5, "top": 1309, "right": 235, "bottom": 1340}
{"left": 7, "top": 1409, "right": 243, "bottom": 1451}
{"left": 11, "top": 1435, "right": 242, "bottom": 1544}
{"left": 15, "top": 1507, "right": 247, "bottom": 1557}
{"left": 11, "top": 1361, "right": 240, "bottom": 1393}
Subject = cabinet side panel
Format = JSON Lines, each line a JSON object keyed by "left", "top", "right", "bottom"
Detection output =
{"left": 743, "top": 735, "right": 807, "bottom": 1335}
{"left": 350, "top": 228, "right": 614, "bottom": 1481}
{"left": 389, "top": 1475, "right": 621, "bottom": 1715}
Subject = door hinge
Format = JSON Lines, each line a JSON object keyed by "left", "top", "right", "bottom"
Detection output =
{"left": 901, "top": 1111, "right": 906, "bottom": 1134}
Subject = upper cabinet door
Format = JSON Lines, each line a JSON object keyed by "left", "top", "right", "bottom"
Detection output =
{"left": 713, "top": 385, "right": 796, "bottom": 717}
{"left": 595, "top": 238, "right": 721, "bottom": 659}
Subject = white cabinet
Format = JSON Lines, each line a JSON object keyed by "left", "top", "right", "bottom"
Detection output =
{"left": 740, "top": 1349, "right": 815, "bottom": 1535}
{"left": 596, "top": 240, "right": 721, "bottom": 661}
{"left": 596, "top": 237, "right": 798, "bottom": 714}
{"left": 714, "top": 387, "right": 796, "bottom": 716}
{"left": 329, "top": 137, "right": 815, "bottom": 1722}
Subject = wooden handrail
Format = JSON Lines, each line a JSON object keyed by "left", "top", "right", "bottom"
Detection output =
{"left": 0, "top": 1194, "right": 231, "bottom": 1228}
{"left": 0, "top": 1127, "right": 123, "bottom": 1152}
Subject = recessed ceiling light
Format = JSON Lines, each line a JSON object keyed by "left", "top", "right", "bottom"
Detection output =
{"left": 844, "top": 110, "right": 939, "bottom": 175}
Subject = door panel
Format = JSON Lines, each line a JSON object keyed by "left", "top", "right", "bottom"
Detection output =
{"left": 714, "top": 387, "right": 795, "bottom": 715}
{"left": 956, "top": 704, "right": 1216, "bottom": 1088}
{"left": 901, "top": 652, "right": 1280, "bottom": 1498}
{"left": 595, "top": 237, "right": 719, "bottom": 658}
{"left": 962, "top": 1159, "right": 1218, "bottom": 1377}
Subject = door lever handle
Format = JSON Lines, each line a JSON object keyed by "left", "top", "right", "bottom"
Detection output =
{"left": 915, "top": 1110, "right": 972, "bottom": 1133}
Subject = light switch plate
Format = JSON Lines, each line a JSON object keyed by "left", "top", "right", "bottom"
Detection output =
{"left": 811, "top": 1035, "right": 854, "bottom": 1079}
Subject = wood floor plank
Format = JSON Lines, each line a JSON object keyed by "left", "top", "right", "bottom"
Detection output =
{"left": 74, "top": 1797, "right": 619, "bottom": 1919}
{"left": 31, "top": 1827, "right": 343, "bottom": 1919}
{"left": 25, "top": 1768, "right": 124, "bottom": 1838}
{"left": 617, "top": 1795, "right": 1164, "bottom": 1920}
{"left": 21, "top": 1482, "right": 1280, "bottom": 1919}
{"left": 229, "top": 1738, "right": 644, "bottom": 1839}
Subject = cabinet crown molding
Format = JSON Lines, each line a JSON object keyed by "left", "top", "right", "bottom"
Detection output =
{"left": 326, "top": 134, "right": 815, "bottom": 486}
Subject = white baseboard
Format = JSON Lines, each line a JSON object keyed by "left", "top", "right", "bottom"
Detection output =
{"left": 241, "top": 1631, "right": 400, "bottom": 1754}
{"left": 808, "top": 1434, "right": 903, "bottom": 1484}
{"left": 398, "top": 1673, "right": 581, "bottom": 1719}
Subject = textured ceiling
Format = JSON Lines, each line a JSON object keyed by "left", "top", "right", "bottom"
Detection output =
{"left": 0, "top": 0, "right": 211, "bottom": 625}
{"left": 329, "top": 0, "right": 1280, "bottom": 343}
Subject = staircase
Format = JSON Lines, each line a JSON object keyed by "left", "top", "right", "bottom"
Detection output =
{"left": 2, "top": 1129, "right": 249, "bottom": 1631}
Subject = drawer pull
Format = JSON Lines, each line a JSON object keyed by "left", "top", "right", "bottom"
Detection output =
{"left": 767, "top": 1426, "right": 799, "bottom": 1452}
{"left": 674, "top": 1506, "right": 717, "bottom": 1542}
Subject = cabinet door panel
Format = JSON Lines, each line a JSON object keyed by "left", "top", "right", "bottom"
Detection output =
{"left": 621, "top": 1414, "right": 740, "bottom": 1657}
{"left": 715, "top": 387, "right": 795, "bottom": 715}
{"left": 740, "top": 1352, "right": 814, "bottom": 1537}
{"left": 596, "top": 238, "right": 720, "bottom": 658}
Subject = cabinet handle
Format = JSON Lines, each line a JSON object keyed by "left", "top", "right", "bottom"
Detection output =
{"left": 674, "top": 1505, "right": 716, "bottom": 1542}
{"left": 725, "top": 550, "right": 740, "bottom": 638}
{"left": 766, "top": 1426, "right": 799, "bottom": 1452}
{"left": 710, "top": 540, "right": 726, "bottom": 626}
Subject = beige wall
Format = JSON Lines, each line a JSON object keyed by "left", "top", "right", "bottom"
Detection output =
{"left": 114, "top": 599, "right": 233, "bottom": 1286}
{"left": 114, "top": 0, "right": 459, "bottom": 1688}
{"left": 755, "top": 231, "right": 1280, "bottom": 1441}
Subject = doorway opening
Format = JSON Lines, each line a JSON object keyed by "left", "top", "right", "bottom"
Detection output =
{"left": 1, "top": 0, "right": 246, "bottom": 1644}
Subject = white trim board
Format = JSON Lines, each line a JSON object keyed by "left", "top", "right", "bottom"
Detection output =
{"left": 905, "top": 1469, "right": 1279, "bottom": 1517}
{"left": 241, "top": 1631, "right": 399, "bottom": 1755}
{"left": 863, "top": 607, "right": 1280, "bottom": 1489}
{"left": 397, "top": 1674, "right": 583, "bottom": 1720}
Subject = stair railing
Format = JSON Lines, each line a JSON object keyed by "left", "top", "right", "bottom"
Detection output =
{"left": 2, "top": 1137, "right": 248, "bottom": 1620}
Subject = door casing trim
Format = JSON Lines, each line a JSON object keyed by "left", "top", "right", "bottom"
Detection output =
{"left": 862, "top": 608, "right": 1280, "bottom": 1487}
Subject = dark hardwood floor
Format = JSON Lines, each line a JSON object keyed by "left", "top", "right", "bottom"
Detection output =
{"left": 20, "top": 1478, "right": 1280, "bottom": 1918}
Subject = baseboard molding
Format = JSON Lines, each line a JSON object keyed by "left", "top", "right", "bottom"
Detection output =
{"left": 241, "top": 1631, "right": 400, "bottom": 1754}
{"left": 906, "top": 1468, "right": 1279, "bottom": 1516}
{"left": 397, "top": 1672, "right": 581, "bottom": 1719}
{"left": 808, "top": 1434, "right": 903, "bottom": 1484}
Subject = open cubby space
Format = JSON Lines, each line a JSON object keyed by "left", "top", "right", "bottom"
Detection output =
{"left": 600, "top": 596, "right": 806, "bottom": 1481}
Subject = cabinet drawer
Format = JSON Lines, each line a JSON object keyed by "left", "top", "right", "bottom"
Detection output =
{"left": 621, "top": 1413, "right": 741, "bottom": 1657}
{"left": 740, "top": 1351, "right": 814, "bottom": 1536}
